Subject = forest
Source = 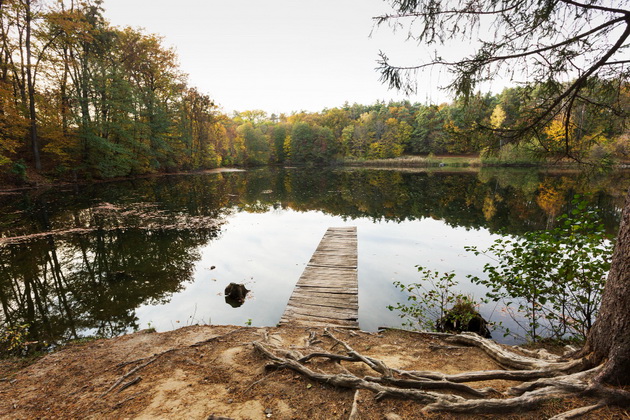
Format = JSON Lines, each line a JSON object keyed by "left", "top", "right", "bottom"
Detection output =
{"left": 1, "top": 0, "right": 629, "bottom": 184}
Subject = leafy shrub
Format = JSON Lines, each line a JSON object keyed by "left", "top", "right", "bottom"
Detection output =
{"left": 481, "top": 143, "right": 542, "bottom": 165}
{"left": 466, "top": 196, "right": 612, "bottom": 342}
{"left": 387, "top": 266, "right": 482, "bottom": 332}
{"left": 8, "top": 159, "right": 28, "bottom": 184}
{"left": 0, "top": 324, "right": 30, "bottom": 357}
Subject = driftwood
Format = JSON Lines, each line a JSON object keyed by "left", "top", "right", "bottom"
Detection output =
{"left": 253, "top": 328, "right": 630, "bottom": 417}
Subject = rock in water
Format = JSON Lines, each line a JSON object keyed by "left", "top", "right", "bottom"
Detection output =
{"left": 224, "top": 283, "right": 249, "bottom": 308}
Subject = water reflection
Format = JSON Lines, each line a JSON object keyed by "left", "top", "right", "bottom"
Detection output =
{"left": 0, "top": 167, "right": 627, "bottom": 345}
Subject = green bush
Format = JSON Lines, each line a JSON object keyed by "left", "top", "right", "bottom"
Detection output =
{"left": 387, "top": 266, "right": 481, "bottom": 332}
{"left": 0, "top": 324, "right": 30, "bottom": 357}
{"left": 9, "top": 159, "right": 27, "bottom": 184}
{"left": 466, "top": 196, "right": 612, "bottom": 342}
{"left": 481, "top": 143, "right": 542, "bottom": 165}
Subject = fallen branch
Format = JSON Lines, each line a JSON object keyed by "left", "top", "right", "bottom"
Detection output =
{"left": 117, "top": 376, "right": 142, "bottom": 393}
{"left": 101, "top": 359, "right": 156, "bottom": 398}
{"left": 242, "top": 370, "right": 279, "bottom": 394}
{"left": 111, "top": 392, "right": 142, "bottom": 410}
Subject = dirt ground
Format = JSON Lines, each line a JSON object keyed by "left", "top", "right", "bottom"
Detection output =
{"left": 0, "top": 325, "right": 628, "bottom": 420}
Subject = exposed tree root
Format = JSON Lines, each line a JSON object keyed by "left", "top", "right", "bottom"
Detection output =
{"left": 348, "top": 389, "right": 361, "bottom": 420}
{"left": 547, "top": 402, "right": 605, "bottom": 420}
{"left": 446, "top": 332, "right": 588, "bottom": 372}
{"left": 422, "top": 368, "right": 597, "bottom": 414}
{"left": 399, "top": 368, "right": 564, "bottom": 383}
{"left": 253, "top": 341, "right": 465, "bottom": 404}
{"left": 252, "top": 329, "right": 630, "bottom": 417}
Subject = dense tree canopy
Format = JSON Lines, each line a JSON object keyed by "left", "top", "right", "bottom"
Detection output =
{"left": 1, "top": 0, "right": 628, "bottom": 184}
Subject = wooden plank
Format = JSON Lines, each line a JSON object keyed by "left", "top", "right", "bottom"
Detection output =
{"left": 288, "top": 294, "right": 358, "bottom": 307}
{"left": 294, "top": 279, "right": 357, "bottom": 288}
{"left": 280, "top": 227, "right": 359, "bottom": 329}
{"left": 279, "top": 312, "right": 358, "bottom": 327}
{"left": 295, "top": 265, "right": 358, "bottom": 278}
{"left": 278, "top": 320, "right": 357, "bottom": 329}
{"left": 292, "top": 286, "right": 358, "bottom": 294}
{"left": 289, "top": 289, "right": 359, "bottom": 299}
{"left": 285, "top": 302, "right": 357, "bottom": 316}
{"left": 283, "top": 305, "right": 357, "bottom": 321}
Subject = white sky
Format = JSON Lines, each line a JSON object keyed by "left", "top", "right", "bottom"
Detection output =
{"left": 101, "top": 0, "right": 467, "bottom": 115}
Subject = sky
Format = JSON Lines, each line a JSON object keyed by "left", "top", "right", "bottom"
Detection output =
{"left": 101, "top": 0, "right": 469, "bottom": 115}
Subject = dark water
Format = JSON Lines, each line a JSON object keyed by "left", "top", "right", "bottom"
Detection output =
{"left": 0, "top": 167, "right": 628, "bottom": 345}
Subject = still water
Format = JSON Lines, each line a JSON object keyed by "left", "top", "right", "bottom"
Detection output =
{"left": 0, "top": 167, "right": 628, "bottom": 345}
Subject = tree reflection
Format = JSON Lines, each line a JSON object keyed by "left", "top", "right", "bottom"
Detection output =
{"left": 0, "top": 167, "right": 626, "bottom": 346}
{"left": 0, "top": 197, "right": 222, "bottom": 345}
{"left": 240, "top": 168, "right": 624, "bottom": 234}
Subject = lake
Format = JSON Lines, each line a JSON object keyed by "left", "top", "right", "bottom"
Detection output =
{"left": 0, "top": 167, "right": 628, "bottom": 345}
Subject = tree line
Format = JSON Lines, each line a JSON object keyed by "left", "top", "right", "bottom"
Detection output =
{"left": 1, "top": 0, "right": 629, "bottom": 184}
{"left": 1, "top": 0, "right": 229, "bottom": 180}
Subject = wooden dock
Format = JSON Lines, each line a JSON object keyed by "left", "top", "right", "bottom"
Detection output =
{"left": 279, "top": 227, "right": 359, "bottom": 329}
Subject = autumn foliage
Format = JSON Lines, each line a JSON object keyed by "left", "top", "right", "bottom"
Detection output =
{"left": 1, "top": 0, "right": 628, "bottom": 184}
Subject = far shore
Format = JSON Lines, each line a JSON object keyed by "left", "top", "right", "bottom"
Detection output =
{"left": 1, "top": 157, "right": 629, "bottom": 192}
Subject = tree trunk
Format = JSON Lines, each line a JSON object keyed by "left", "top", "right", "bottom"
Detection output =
{"left": 579, "top": 187, "right": 630, "bottom": 385}
{"left": 25, "top": 0, "right": 41, "bottom": 171}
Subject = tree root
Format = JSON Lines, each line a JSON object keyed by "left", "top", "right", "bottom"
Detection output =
{"left": 547, "top": 402, "right": 605, "bottom": 420}
{"left": 252, "top": 329, "right": 629, "bottom": 417}
{"left": 253, "top": 341, "right": 464, "bottom": 404}
{"left": 348, "top": 389, "right": 361, "bottom": 420}
{"left": 446, "top": 332, "right": 588, "bottom": 372}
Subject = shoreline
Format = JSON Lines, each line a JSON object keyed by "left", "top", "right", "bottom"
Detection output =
{"left": 3, "top": 324, "right": 622, "bottom": 419}
{"left": 2, "top": 160, "right": 629, "bottom": 193}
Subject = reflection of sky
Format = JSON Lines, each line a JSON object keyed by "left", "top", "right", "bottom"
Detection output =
{"left": 136, "top": 208, "right": 524, "bottom": 343}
